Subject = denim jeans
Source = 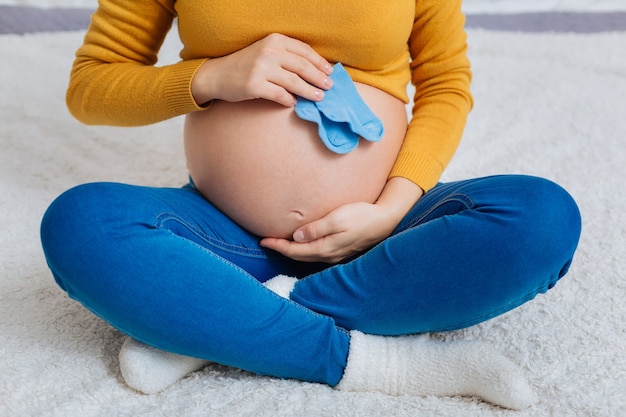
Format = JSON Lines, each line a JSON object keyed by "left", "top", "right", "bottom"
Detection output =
{"left": 40, "top": 175, "right": 581, "bottom": 387}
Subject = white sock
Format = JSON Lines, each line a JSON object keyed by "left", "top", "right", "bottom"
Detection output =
{"left": 118, "top": 275, "right": 296, "bottom": 394}
{"left": 118, "top": 337, "right": 210, "bottom": 394}
{"left": 263, "top": 274, "right": 297, "bottom": 299}
{"left": 336, "top": 331, "right": 534, "bottom": 410}
{"left": 265, "top": 276, "right": 533, "bottom": 408}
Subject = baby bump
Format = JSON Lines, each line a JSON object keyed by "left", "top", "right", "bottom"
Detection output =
{"left": 184, "top": 83, "right": 407, "bottom": 238}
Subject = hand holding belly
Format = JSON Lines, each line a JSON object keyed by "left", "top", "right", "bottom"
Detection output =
{"left": 260, "top": 201, "right": 394, "bottom": 263}
{"left": 260, "top": 177, "right": 423, "bottom": 263}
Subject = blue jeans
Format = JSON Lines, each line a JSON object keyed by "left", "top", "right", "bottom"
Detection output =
{"left": 40, "top": 175, "right": 581, "bottom": 387}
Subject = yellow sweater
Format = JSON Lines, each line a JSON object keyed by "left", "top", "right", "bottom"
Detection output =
{"left": 67, "top": 0, "right": 472, "bottom": 192}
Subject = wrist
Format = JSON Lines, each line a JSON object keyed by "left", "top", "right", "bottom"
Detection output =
{"left": 375, "top": 177, "right": 424, "bottom": 226}
{"left": 191, "top": 58, "right": 220, "bottom": 106}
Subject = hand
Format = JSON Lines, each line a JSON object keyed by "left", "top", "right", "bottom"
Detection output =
{"left": 260, "top": 178, "right": 425, "bottom": 263}
{"left": 260, "top": 202, "right": 396, "bottom": 264}
{"left": 191, "top": 33, "right": 334, "bottom": 107}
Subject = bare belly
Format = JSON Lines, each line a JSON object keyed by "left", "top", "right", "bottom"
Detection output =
{"left": 184, "top": 83, "right": 407, "bottom": 238}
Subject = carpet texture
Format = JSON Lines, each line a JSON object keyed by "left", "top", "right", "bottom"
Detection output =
{"left": 1, "top": 4, "right": 625, "bottom": 417}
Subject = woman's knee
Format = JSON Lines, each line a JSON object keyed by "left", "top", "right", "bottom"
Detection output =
{"left": 465, "top": 175, "right": 581, "bottom": 289}
{"left": 42, "top": 183, "right": 112, "bottom": 243}
{"left": 40, "top": 183, "right": 130, "bottom": 286}
{"left": 43, "top": 183, "right": 90, "bottom": 243}
{"left": 514, "top": 176, "right": 581, "bottom": 247}
{"left": 468, "top": 175, "right": 581, "bottom": 252}
{"left": 500, "top": 176, "right": 581, "bottom": 289}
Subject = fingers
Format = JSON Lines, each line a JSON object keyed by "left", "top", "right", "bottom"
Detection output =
{"left": 282, "top": 41, "right": 334, "bottom": 91}
{"left": 293, "top": 216, "right": 340, "bottom": 243}
{"left": 281, "top": 34, "right": 334, "bottom": 77}
{"left": 256, "top": 34, "right": 334, "bottom": 105}
{"left": 256, "top": 68, "right": 326, "bottom": 107}
{"left": 273, "top": 56, "right": 333, "bottom": 103}
{"left": 260, "top": 213, "right": 349, "bottom": 263}
{"left": 260, "top": 236, "right": 346, "bottom": 264}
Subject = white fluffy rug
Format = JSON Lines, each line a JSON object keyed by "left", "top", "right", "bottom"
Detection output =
{"left": 2, "top": 7, "right": 626, "bottom": 417}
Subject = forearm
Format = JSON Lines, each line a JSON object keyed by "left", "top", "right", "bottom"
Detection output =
{"left": 389, "top": 88, "right": 472, "bottom": 192}
{"left": 65, "top": 0, "right": 206, "bottom": 126}
{"left": 391, "top": 0, "right": 472, "bottom": 192}
{"left": 67, "top": 58, "right": 207, "bottom": 126}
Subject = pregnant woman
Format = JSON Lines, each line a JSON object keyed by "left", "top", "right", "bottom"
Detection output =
{"left": 40, "top": 0, "right": 581, "bottom": 410}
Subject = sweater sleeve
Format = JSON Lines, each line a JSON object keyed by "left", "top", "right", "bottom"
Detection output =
{"left": 66, "top": 0, "right": 207, "bottom": 126}
{"left": 388, "top": 0, "right": 473, "bottom": 192}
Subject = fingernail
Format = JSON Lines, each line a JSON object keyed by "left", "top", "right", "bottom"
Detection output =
{"left": 314, "top": 90, "right": 324, "bottom": 100}
{"left": 293, "top": 230, "right": 305, "bottom": 242}
{"left": 326, "top": 64, "right": 334, "bottom": 74}
{"left": 324, "top": 77, "right": 333, "bottom": 88}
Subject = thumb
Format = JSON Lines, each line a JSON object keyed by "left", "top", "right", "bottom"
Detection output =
{"left": 292, "top": 215, "right": 339, "bottom": 243}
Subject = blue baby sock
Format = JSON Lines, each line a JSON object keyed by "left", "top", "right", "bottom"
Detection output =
{"left": 295, "top": 63, "right": 384, "bottom": 154}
